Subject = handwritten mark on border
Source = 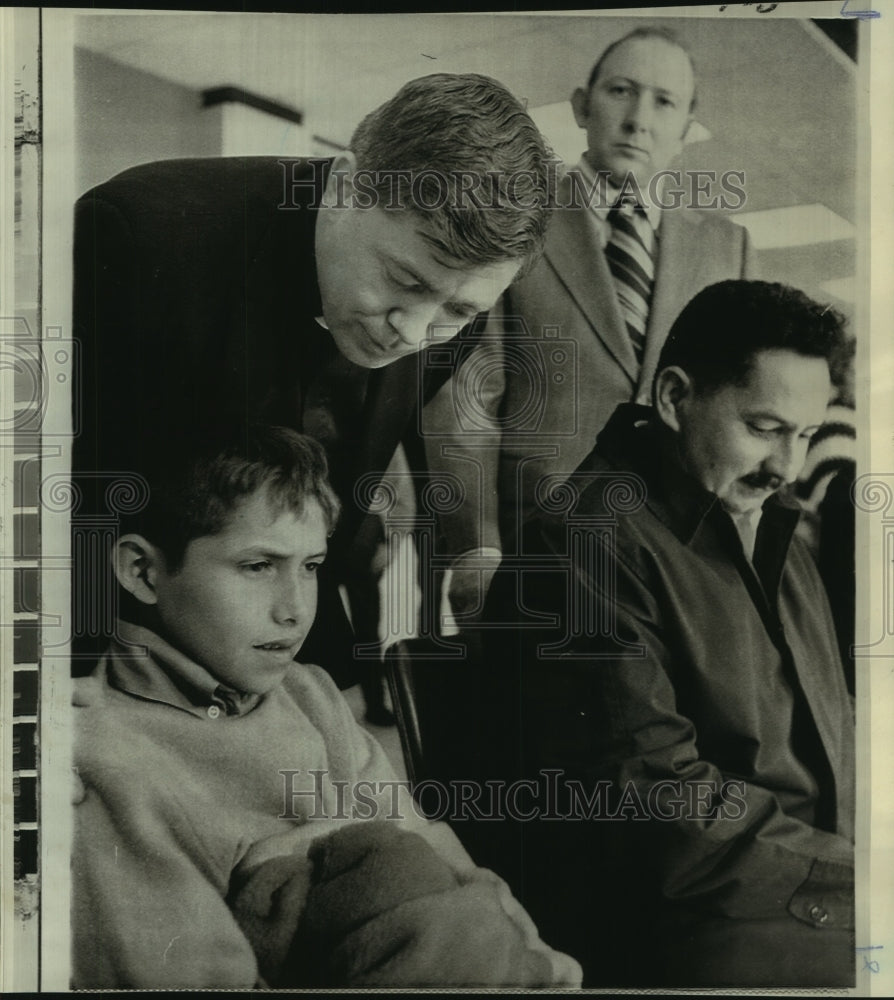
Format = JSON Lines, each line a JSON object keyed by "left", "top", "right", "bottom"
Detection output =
{"left": 855, "top": 945, "right": 882, "bottom": 974}
{"left": 841, "top": 0, "right": 881, "bottom": 19}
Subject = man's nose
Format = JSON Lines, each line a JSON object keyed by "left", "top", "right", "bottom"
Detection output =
{"left": 623, "top": 91, "right": 653, "bottom": 133}
{"left": 385, "top": 303, "right": 437, "bottom": 352}
{"left": 273, "top": 573, "right": 314, "bottom": 625}
{"left": 766, "top": 436, "right": 809, "bottom": 485}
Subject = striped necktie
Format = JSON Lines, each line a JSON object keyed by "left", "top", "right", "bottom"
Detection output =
{"left": 605, "top": 202, "right": 655, "bottom": 365}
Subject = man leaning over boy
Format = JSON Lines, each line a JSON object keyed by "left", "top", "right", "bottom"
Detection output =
{"left": 72, "top": 72, "right": 556, "bottom": 680}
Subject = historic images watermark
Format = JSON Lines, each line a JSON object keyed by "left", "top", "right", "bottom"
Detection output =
{"left": 277, "top": 158, "right": 748, "bottom": 213}
{"left": 279, "top": 768, "right": 748, "bottom": 823}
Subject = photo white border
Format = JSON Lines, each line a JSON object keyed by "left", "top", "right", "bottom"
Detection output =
{"left": 2, "top": 3, "right": 889, "bottom": 993}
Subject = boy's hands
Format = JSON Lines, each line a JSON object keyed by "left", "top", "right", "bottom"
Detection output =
{"left": 295, "top": 821, "right": 582, "bottom": 987}
{"left": 460, "top": 866, "right": 584, "bottom": 987}
{"left": 230, "top": 820, "right": 582, "bottom": 988}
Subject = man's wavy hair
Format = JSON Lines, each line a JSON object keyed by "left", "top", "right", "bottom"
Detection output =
{"left": 349, "top": 73, "right": 557, "bottom": 277}
{"left": 133, "top": 424, "right": 340, "bottom": 573}
{"left": 656, "top": 280, "right": 852, "bottom": 398}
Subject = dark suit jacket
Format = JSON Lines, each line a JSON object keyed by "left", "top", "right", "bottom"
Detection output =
{"left": 425, "top": 170, "right": 755, "bottom": 556}
{"left": 72, "top": 157, "right": 445, "bottom": 677}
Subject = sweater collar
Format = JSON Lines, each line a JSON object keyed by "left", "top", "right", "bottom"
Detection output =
{"left": 106, "top": 621, "right": 261, "bottom": 719}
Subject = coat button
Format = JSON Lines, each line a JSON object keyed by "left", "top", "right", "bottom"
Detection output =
{"left": 809, "top": 904, "right": 829, "bottom": 924}
{"left": 207, "top": 705, "right": 221, "bottom": 719}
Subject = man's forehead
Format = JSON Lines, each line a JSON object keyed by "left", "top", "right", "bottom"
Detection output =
{"left": 735, "top": 350, "right": 833, "bottom": 407}
{"left": 742, "top": 348, "right": 830, "bottom": 379}
{"left": 455, "top": 257, "right": 522, "bottom": 308}
{"left": 411, "top": 229, "right": 521, "bottom": 304}
{"left": 598, "top": 37, "right": 694, "bottom": 95}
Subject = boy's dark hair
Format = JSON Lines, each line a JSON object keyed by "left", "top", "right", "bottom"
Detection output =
{"left": 656, "top": 280, "right": 851, "bottom": 398}
{"left": 349, "top": 72, "right": 556, "bottom": 277}
{"left": 585, "top": 27, "right": 698, "bottom": 114}
{"left": 135, "top": 425, "right": 340, "bottom": 572}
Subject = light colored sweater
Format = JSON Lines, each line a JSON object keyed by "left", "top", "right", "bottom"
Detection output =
{"left": 71, "top": 622, "right": 476, "bottom": 988}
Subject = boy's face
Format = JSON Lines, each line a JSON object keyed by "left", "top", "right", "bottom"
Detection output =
{"left": 153, "top": 488, "right": 329, "bottom": 695}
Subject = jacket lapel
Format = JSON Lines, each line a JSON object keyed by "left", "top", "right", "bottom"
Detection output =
{"left": 543, "top": 183, "right": 638, "bottom": 385}
{"left": 637, "top": 209, "right": 703, "bottom": 399}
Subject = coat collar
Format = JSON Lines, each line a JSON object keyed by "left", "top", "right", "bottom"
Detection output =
{"left": 593, "top": 403, "right": 802, "bottom": 554}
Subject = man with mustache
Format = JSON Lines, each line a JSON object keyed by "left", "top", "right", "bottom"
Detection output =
{"left": 478, "top": 280, "right": 855, "bottom": 987}
{"left": 425, "top": 27, "right": 754, "bottom": 624}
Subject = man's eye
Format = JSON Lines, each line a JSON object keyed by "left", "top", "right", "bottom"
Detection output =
{"left": 241, "top": 561, "right": 272, "bottom": 573}
{"left": 747, "top": 423, "right": 778, "bottom": 437}
{"left": 444, "top": 305, "right": 475, "bottom": 323}
{"left": 390, "top": 272, "right": 424, "bottom": 293}
{"left": 657, "top": 96, "right": 676, "bottom": 109}
{"left": 305, "top": 560, "right": 323, "bottom": 573}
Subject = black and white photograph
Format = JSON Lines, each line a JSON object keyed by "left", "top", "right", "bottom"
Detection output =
{"left": 3, "top": 3, "right": 893, "bottom": 992}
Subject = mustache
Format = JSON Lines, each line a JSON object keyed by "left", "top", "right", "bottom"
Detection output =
{"left": 741, "top": 472, "right": 784, "bottom": 492}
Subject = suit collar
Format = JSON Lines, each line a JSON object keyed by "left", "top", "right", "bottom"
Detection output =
{"left": 637, "top": 209, "right": 705, "bottom": 400}
{"left": 645, "top": 208, "right": 701, "bottom": 340}
{"left": 541, "top": 182, "right": 713, "bottom": 396}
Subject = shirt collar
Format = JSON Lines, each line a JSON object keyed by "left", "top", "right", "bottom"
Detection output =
{"left": 574, "top": 155, "right": 662, "bottom": 233}
{"left": 106, "top": 621, "right": 262, "bottom": 719}
{"left": 728, "top": 507, "right": 763, "bottom": 562}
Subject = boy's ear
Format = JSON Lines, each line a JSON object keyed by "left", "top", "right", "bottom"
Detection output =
{"left": 653, "top": 365, "right": 693, "bottom": 433}
{"left": 113, "top": 534, "right": 164, "bottom": 606}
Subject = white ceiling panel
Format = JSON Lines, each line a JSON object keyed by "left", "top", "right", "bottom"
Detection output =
{"left": 72, "top": 11, "right": 857, "bottom": 222}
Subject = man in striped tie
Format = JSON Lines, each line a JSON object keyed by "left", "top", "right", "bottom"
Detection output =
{"left": 569, "top": 26, "right": 694, "bottom": 371}
{"left": 424, "top": 26, "right": 754, "bottom": 623}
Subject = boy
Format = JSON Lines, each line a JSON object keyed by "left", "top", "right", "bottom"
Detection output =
{"left": 71, "top": 425, "right": 580, "bottom": 989}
